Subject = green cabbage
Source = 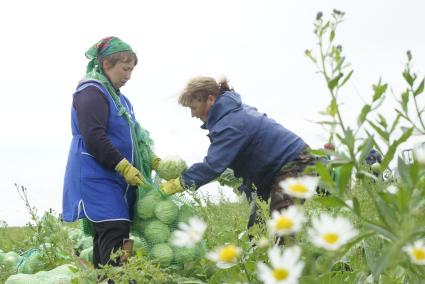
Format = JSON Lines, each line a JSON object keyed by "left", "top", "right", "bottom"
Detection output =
{"left": 172, "top": 246, "right": 197, "bottom": 264}
{"left": 156, "top": 155, "right": 188, "bottom": 181}
{"left": 136, "top": 190, "right": 162, "bottom": 220}
{"left": 5, "top": 273, "right": 35, "bottom": 284}
{"left": 6, "top": 264, "right": 76, "bottom": 284}
{"left": 154, "top": 200, "right": 179, "bottom": 224}
{"left": 144, "top": 220, "right": 170, "bottom": 245}
{"left": 76, "top": 236, "right": 93, "bottom": 251}
{"left": 177, "top": 204, "right": 197, "bottom": 224}
{"left": 18, "top": 251, "right": 44, "bottom": 274}
{"left": 131, "top": 217, "right": 146, "bottom": 236}
{"left": 79, "top": 246, "right": 93, "bottom": 263}
{"left": 149, "top": 243, "right": 173, "bottom": 267}
{"left": 2, "top": 251, "right": 20, "bottom": 270}
{"left": 131, "top": 236, "right": 149, "bottom": 255}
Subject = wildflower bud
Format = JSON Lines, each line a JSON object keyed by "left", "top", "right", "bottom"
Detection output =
{"left": 316, "top": 12, "right": 323, "bottom": 21}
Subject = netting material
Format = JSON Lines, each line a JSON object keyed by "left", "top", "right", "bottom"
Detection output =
{"left": 131, "top": 183, "right": 205, "bottom": 267}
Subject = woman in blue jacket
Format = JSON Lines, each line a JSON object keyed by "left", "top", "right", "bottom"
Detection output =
{"left": 160, "top": 76, "right": 316, "bottom": 226}
{"left": 63, "top": 37, "right": 159, "bottom": 268}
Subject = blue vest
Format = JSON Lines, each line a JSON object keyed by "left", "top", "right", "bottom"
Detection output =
{"left": 62, "top": 81, "right": 137, "bottom": 222}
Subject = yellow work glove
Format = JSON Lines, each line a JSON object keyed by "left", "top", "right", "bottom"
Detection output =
{"left": 152, "top": 156, "right": 161, "bottom": 172}
{"left": 160, "top": 177, "right": 185, "bottom": 196}
{"left": 115, "top": 158, "right": 145, "bottom": 187}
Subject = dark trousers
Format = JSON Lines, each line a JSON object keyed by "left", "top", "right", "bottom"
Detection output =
{"left": 248, "top": 147, "right": 317, "bottom": 228}
{"left": 92, "top": 220, "right": 130, "bottom": 269}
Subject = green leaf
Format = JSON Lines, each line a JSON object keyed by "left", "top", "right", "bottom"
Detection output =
{"left": 375, "top": 193, "right": 398, "bottom": 228}
{"left": 315, "top": 162, "right": 335, "bottom": 190}
{"left": 329, "top": 30, "right": 335, "bottom": 42}
{"left": 368, "top": 120, "right": 389, "bottom": 143}
{"left": 373, "top": 241, "right": 404, "bottom": 279}
{"left": 389, "top": 113, "right": 401, "bottom": 134}
{"left": 316, "top": 120, "right": 337, "bottom": 126}
{"left": 336, "top": 162, "right": 353, "bottom": 195}
{"left": 328, "top": 73, "right": 344, "bottom": 90}
{"left": 397, "top": 157, "right": 411, "bottom": 187}
{"left": 358, "top": 136, "right": 375, "bottom": 163}
{"left": 414, "top": 78, "right": 424, "bottom": 96}
{"left": 380, "top": 127, "right": 413, "bottom": 170}
{"left": 316, "top": 196, "right": 347, "bottom": 207}
{"left": 328, "top": 98, "right": 338, "bottom": 116}
{"left": 352, "top": 197, "right": 361, "bottom": 216}
{"left": 340, "top": 231, "right": 375, "bottom": 255}
{"left": 365, "top": 222, "right": 396, "bottom": 241}
{"left": 377, "top": 114, "right": 388, "bottom": 129}
{"left": 372, "top": 81, "right": 388, "bottom": 102}
{"left": 400, "top": 89, "right": 410, "bottom": 113}
{"left": 340, "top": 127, "right": 355, "bottom": 149}
{"left": 333, "top": 57, "right": 346, "bottom": 73}
{"left": 357, "top": 104, "right": 371, "bottom": 127}
{"left": 403, "top": 70, "right": 416, "bottom": 87}
{"left": 339, "top": 70, "right": 353, "bottom": 88}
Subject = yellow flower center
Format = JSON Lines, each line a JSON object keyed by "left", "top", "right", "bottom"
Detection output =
{"left": 276, "top": 216, "right": 294, "bottom": 230}
{"left": 272, "top": 268, "right": 289, "bottom": 280}
{"left": 219, "top": 245, "right": 238, "bottom": 263}
{"left": 323, "top": 233, "right": 339, "bottom": 244}
{"left": 413, "top": 248, "right": 425, "bottom": 261}
{"left": 289, "top": 183, "right": 308, "bottom": 193}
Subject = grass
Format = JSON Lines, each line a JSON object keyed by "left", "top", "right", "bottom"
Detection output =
{"left": 0, "top": 226, "right": 34, "bottom": 253}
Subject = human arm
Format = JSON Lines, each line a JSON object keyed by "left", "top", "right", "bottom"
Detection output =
{"left": 73, "top": 86, "right": 124, "bottom": 169}
{"left": 181, "top": 126, "right": 248, "bottom": 190}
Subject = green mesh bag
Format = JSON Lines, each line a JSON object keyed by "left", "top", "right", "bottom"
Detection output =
{"left": 80, "top": 218, "right": 94, "bottom": 237}
{"left": 131, "top": 178, "right": 205, "bottom": 267}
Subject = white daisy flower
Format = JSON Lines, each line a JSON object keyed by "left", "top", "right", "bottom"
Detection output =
{"left": 206, "top": 244, "right": 242, "bottom": 269}
{"left": 257, "top": 245, "right": 304, "bottom": 284}
{"left": 279, "top": 176, "right": 319, "bottom": 199}
{"left": 268, "top": 206, "right": 305, "bottom": 237}
{"left": 403, "top": 240, "right": 425, "bottom": 265}
{"left": 171, "top": 217, "right": 207, "bottom": 248}
{"left": 308, "top": 213, "right": 357, "bottom": 251}
{"left": 385, "top": 185, "right": 399, "bottom": 194}
{"left": 413, "top": 144, "right": 425, "bottom": 165}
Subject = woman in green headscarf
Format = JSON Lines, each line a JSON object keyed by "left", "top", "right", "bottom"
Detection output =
{"left": 63, "top": 36, "right": 160, "bottom": 268}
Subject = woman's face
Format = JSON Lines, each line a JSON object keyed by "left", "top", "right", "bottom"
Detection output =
{"left": 189, "top": 95, "right": 216, "bottom": 123}
{"left": 103, "top": 59, "right": 136, "bottom": 89}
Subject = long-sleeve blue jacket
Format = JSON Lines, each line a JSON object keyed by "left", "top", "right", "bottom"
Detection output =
{"left": 181, "top": 91, "right": 306, "bottom": 200}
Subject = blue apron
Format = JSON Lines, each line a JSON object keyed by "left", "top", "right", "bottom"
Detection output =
{"left": 62, "top": 81, "right": 137, "bottom": 222}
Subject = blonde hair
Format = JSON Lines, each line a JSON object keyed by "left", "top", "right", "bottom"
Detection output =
{"left": 178, "top": 76, "right": 232, "bottom": 106}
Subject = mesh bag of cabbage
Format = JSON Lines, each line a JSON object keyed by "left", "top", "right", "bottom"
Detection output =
{"left": 131, "top": 183, "right": 206, "bottom": 268}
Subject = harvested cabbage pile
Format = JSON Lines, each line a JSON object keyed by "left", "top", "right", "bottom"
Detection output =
{"left": 5, "top": 264, "right": 75, "bottom": 284}
{"left": 156, "top": 155, "right": 188, "bottom": 180}
{"left": 131, "top": 187, "right": 205, "bottom": 267}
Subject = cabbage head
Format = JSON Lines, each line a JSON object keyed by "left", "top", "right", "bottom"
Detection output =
{"left": 131, "top": 236, "right": 149, "bottom": 255}
{"left": 156, "top": 155, "right": 188, "bottom": 181}
{"left": 80, "top": 246, "right": 93, "bottom": 263}
{"left": 154, "top": 200, "right": 179, "bottom": 224}
{"left": 144, "top": 220, "right": 170, "bottom": 245}
{"left": 6, "top": 264, "right": 75, "bottom": 284}
{"left": 173, "top": 246, "right": 197, "bottom": 264}
{"left": 177, "top": 204, "right": 197, "bottom": 224}
{"left": 2, "top": 251, "right": 20, "bottom": 271}
{"left": 136, "top": 190, "right": 162, "bottom": 220}
{"left": 18, "top": 251, "right": 44, "bottom": 274}
{"left": 150, "top": 243, "right": 173, "bottom": 267}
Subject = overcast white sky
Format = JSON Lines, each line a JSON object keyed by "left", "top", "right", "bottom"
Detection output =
{"left": 1, "top": 0, "right": 424, "bottom": 226}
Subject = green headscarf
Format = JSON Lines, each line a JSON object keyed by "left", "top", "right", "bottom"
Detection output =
{"left": 83, "top": 36, "right": 155, "bottom": 184}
